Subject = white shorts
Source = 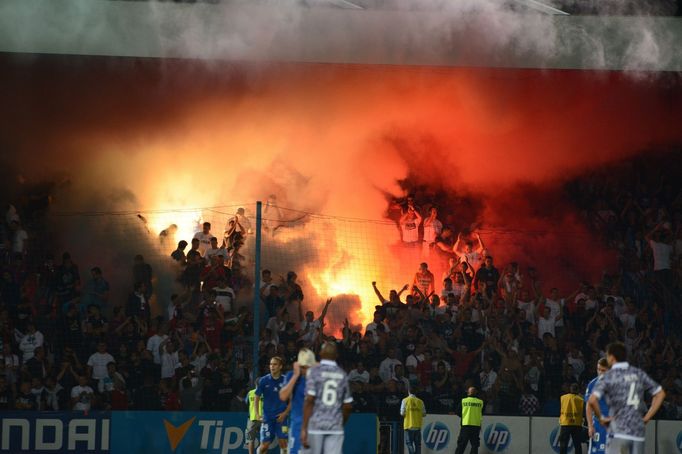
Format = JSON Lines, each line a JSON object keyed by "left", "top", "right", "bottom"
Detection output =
{"left": 606, "top": 437, "right": 644, "bottom": 454}
{"left": 304, "top": 433, "right": 344, "bottom": 454}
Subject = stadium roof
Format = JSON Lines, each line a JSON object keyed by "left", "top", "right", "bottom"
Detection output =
{"left": 1, "top": 0, "right": 681, "bottom": 71}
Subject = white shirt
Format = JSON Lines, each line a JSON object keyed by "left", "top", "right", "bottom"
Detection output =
{"left": 87, "top": 352, "right": 115, "bottom": 380}
{"left": 146, "top": 334, "right": 168, "bottom": 365}
{"left": 71, "top": 385, "right": 94, "bottom": 411}
{"left": 405, "top": 353, "right": 424, "bottom": 371}
{"left": 205, "top": 247, "right": 227, "bottom": 262}
{"left": 266, "top": 317, "right": 286, "bottom": 335}
{"left": 517, "top": 300, "right": 535, "bottom": 324}
{"left": 379, "top": 358, "right": 402, "bottom": 382}
{"left": 463, "top": 252, "right": 483, "bottom": 271}
{"left": 301, "top": 318, "right": 321, "bottom": 333}
{"left": 193, "top": 232, "right": 213, "bottom": 256}
{"left": 348, "top": 369, "right": 370, "bottom": 384}
{"left": 160, "top": 351, "right": 180, "bottom": 379}
{"left": 401, "top": 217, "right": 420, "bottom": 243}
{"left": 480, "top": 370, "right": 498, "bottom": 392}
{"left": 13, "top": 229, "right": 28, "bottom": 253}
{"left": 619, "top": 312, "right": 637, "bottom": 330}
{"left": 19, "top": 331, "right": 44, "bottom": 363}
{"left": 98, "top": 372, "right": 125, "bottom": 393}
{"left": 423, "top": 219, "right": 443, "bottom": 243}
{"left": 544, "top": 298, "right": 563, "bottom": 327}
{"left": 260, "top": 281, "right": 274, "bottom": 298}
{"left": 649, "top": 240, "right": 672, "bottom": 271}
{"left": 567, "top": 354, "right": 585, "bottom": 377}
{"left": 213, "top": 285, "right": 236, "bottom": 313}
{"left": 537, "top": 316, "right": 555, "bottom": 339}
{"left": 191, "top": 353, "right": 207, "bottom": 373}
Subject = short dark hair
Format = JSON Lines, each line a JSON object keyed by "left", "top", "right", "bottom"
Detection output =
{"left": 598, "top": 357, "right": 609, "bottom": 368}
{"left": 203, "top": 222, "right": 211, "bottom": 228}
{"left": 569, "top": 383, "right": 579, "bottom": 394}
{"left": 606, "top": 342, "right": 627, "bottom": 362}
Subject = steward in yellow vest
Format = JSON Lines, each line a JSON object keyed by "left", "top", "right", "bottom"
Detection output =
{"left": 401, "top": 385, "right": 426, "bottom": 454}
{"left": 455, "top": 387, "right": 484, "bottom": 454}
{"left": 559, "top": 383, "right": 584, "bottom": 454}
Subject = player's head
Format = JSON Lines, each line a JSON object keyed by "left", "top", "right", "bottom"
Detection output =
{"left": 467, "top": 386, "right": 477, "bottom": 397}
{"left": 569, "top": 383, "right": 580, "bottom": 395}
{"left": 597, "top": 357, "right": 609, "bottom": 376}
{"left": 269, "top": 356, "right": 284, "bottom": 376}
{"left": 605, "top": 342, "right": 627, "bottom": 366}
{"left": 320, "top": 341, "right": 338, "bottom": 361}
{"left": 297, "top": 348, "right": 316, "bottom": 372}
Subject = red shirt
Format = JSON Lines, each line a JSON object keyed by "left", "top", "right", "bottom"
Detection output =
{"left": 161, "top": 391, "right": 180, "bottom": 411}
{"left": 452, "top": 350, "right": 477, "bottom": 377}
{"left": 416, "top": 360, "right": 433, "bottom": 386}
{"left": 110, "top": 389, "right": 129, "bottom": 410}
{"left": 413, "top": 271, "right": 435, "bottom": 295}
{"left": 200, "top": 266, "right": 226, "bottom": 292}
{"left": 203, "top": 319, "right": 224, "bottom": 350}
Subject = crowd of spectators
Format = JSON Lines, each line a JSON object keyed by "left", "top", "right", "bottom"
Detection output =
{"left": 1, "top": 153, "right": 681, "bottom": 424}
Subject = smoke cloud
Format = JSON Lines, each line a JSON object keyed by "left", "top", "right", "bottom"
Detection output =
{"left": 2, "top": 53, "right": 682, "bottom": 331}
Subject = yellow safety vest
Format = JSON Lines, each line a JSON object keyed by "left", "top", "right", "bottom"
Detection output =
{"left": 560, "top": 393, "right": 584, "bottom": 426}
{"left": 461, "top": 397, "right": 483, "bottom": 427}
{"left": 247, "top": 389, "right": 264, "bottom": 421}
{"left": 402, "top": 395, "right": 425, "bottom": 430}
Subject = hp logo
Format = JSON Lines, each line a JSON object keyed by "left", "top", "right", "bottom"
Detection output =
{"left": 423, "top": 422, "right": 450, "bottom": 451}
{"left": 484, "top": 423, "right": 511, "bottom": 452}
{"left": 676, "top": 431, "right": 682, "bottom": 453}
{"left": 549, "top": 426, "right": 573, "bottom": 453}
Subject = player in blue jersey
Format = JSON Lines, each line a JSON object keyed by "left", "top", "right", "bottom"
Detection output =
{"left": 585, "top": 357, "right": 610, "bottom": 454}
{"left": 254, "top": 356, "right": 290, "bottom": 453}
{"left": 279, "top": 348, "right": 316, "bottom": 454}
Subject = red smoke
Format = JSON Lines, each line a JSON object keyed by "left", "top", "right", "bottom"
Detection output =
{"left": 1, "top": 54, "right": 681, "bottom": 325}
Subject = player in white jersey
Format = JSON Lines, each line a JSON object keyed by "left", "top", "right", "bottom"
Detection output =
{"left": 588, "top": 342, "right": 665, "bottom": 454}
{"left": 302, "top": 342, "right": 353, "bottom": 454}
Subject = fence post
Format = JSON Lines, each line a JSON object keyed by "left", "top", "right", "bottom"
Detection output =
{"left": 252, "top": 201, "right": 262, "bottom": 386}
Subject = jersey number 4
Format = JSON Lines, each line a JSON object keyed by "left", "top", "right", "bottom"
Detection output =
{"left": 322, "top": 381, "right": 338, "bottom": 406}
{"left": 626, "top": 383, "right": 640, "bottom": 407}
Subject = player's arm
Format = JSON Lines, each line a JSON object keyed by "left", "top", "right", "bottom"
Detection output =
{"left": 279, "top": 366, "right": 300, "bottom": 402}
{"left": 302, "top": 395, "right": 315, "bottom": 448}
{"left": 278, "top": 399, "right": 292, "bottom": 422}
{"left": 342, "top": 378, "right": 353, "bottom": 425}
{"left": 588, "top": 393, "right": 610, "bottom": 426}
{"left": 643, "top": 387, "right": 666, "bottom": 423}
{"left": 584, "top": 387, "right": 595, "bottom": 437}
{"left": 342, "top": 402, "right": 352, "bottom": 425}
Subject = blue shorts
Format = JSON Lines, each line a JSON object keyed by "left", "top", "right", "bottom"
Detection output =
{"left": 588, "top": 427, "right": 608, "bottom": 454}
{"left": 260, "top": 417, "right": 288, "bottom": 443}
{"left": 288, "top": 420, "right": 302, "bottom": 454}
